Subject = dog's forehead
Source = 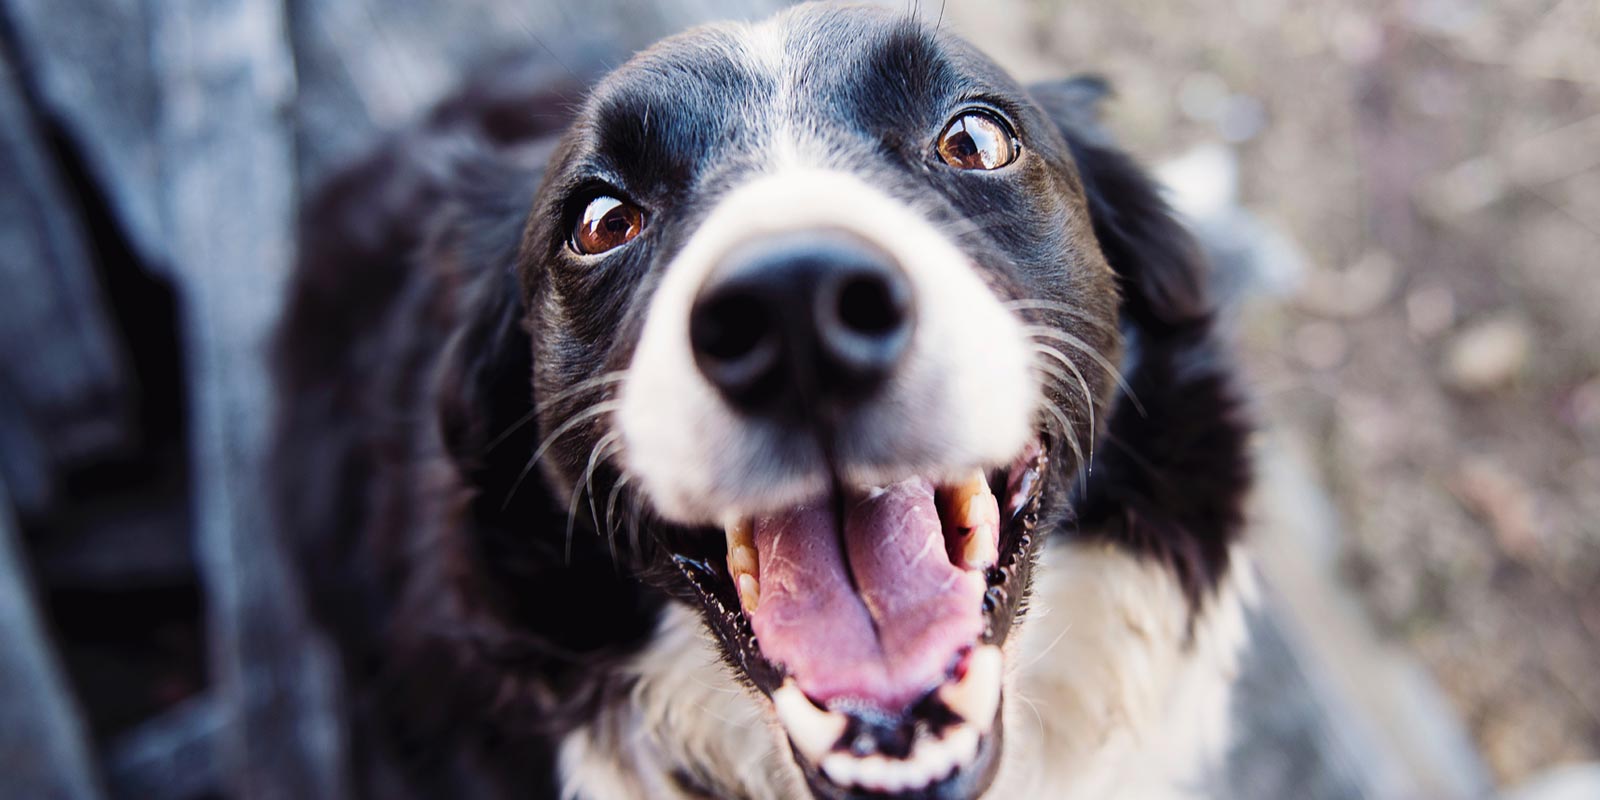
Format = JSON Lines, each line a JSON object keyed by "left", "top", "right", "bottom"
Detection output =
{"left": 577, "top": 6, "right": 1019, "bottom": 180}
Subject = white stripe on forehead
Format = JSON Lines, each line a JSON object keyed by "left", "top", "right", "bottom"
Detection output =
{"left": 735, "top": 13, "right": 812, "bottom": 171}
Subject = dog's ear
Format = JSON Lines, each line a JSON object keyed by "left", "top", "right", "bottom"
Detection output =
{"left": 1030, "top": 76, "right": 1210, "bottom": 329}
{"left": 431, "top": 158, "right": 544, "bottom": 482}
{"left": 436, "top": 268, "right": 531, "bottom": 472}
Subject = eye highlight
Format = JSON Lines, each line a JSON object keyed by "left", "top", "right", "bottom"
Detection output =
{"left": 571, "top": 195, "right": 645, "bottom": 255}
{"left": 936, "top": 110, "right": 1019, "bottom": 171}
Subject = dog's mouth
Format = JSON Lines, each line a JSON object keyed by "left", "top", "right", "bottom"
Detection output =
{"left": 668, "top": 439, "right": 1051, "bottom": 799}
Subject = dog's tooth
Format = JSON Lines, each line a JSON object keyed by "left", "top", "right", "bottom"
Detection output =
{"left": 854, "top": 755, "right": 889, "bottom": 790}
{"left": 946, "top": 724, "right": 980, "bottom": 765}
{"left": 736, "top": 573, "right": 761, "bottom": 612}
{"left": 821, "top": 753, "right": 858, "bottom": 787}
{"left": 941, "top": 471, "right": 1000, "bottom": 570}
{"left": 958, "top": 522, "right": 999, "bottom": 570}
{"left": 725, "top": 517, "right": 754, "bottom": 551}
{"left": 728, "top": 544, "right": 758, "bottom": 580}
{"left": 938, "top": 644, "right": 1003, "bottom": 730}
{"left": 914, "top": 734, "right": 950, "bottom": 778}
{"left": 773, "top": 680, "right": 847, "bottom": 763}
{"left": 725, "top": 518, "right": 760, "bottom": 611}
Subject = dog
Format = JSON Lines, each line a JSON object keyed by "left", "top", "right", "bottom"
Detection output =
{"left": 273, "top": 4, "right": 1253, "bottom": 798}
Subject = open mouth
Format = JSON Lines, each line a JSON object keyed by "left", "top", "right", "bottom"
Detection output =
{"left": 669, "top": 440, "right": 1051, "bottom": 799}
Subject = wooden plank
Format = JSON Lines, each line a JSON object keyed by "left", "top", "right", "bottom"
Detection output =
{"left": 291, "top": 0, "right": 794, "bottom": 183}
{"left": 0, "top": 480, "right": 107, "bottom": 800}
{"left": 105, "top": 695, "right": 222, "bottom": 800}
{"left": 149, "top": 1, "right": 347, "bottom": 797}
{"left": 0, "top": 47, "right": 133, "bottom": 516}
{"left": 0, "top": 0, "right": 168, "bottom": 269}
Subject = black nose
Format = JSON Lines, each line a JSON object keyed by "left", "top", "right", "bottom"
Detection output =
{"left": 689, "top": 231, "right": 914, "bottom": 417}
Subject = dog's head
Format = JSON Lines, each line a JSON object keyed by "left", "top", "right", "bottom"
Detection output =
{"left": 506, "top": 5, "right": 1204, "bottom": 798}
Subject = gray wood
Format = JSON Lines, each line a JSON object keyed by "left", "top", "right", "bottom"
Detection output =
{"left": 1227, "top": 605, "right": 1373, "bottom": 800}
{"left": 290, "top": 0, "right": 793, "bottom": 184}
{"left": 106, "top": 695, "right": 222, "bottom": 800}
{"left": 0, "top": 0, "right": 169, "bottom": 269}
{"left": 0, "top": 50, "right": 134, "bottom": 516}
{"left": 0, "top": 480, "right": 107, "bottom": 800}
{"left": 149, "top": 0, "right": 347, "bottom": 797}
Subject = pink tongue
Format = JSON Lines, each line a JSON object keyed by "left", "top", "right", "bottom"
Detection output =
{"left": 749, "top": 478, "right": 987, "bottom": 712}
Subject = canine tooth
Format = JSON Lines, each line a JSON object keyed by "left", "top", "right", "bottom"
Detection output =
{"left": 725, "top": 518, "right": 760, "bottom": 611}
{"left": 958, "top": 525, "right": 999, "bottom": 571}
{"left": 728, "top": 544, "right": 758, "bottom": 579}
{"left": 938, "top": 645, "right": 1003, "bottom": 729}
{"left": 941, "top": 471, "right": 1000, "bottom": 570}
{"left": 773, "top": 680, "right": 846, "bottom": 762}
{"left": 725, "top": 517, "right": 754, "bottom": 551}
{"left": 737, "top": 573, "right": 760, "bottom": 612}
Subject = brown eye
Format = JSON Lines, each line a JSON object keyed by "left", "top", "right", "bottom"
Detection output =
{"left": 572, "top": 195, "right": 645, "bottom": 255}
{"left": 936, "top": 110, "right": 1018, "bottom": 170}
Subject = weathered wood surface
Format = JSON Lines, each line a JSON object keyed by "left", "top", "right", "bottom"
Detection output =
{"left": 105, "top": 695, "right": 222, "bottom": 800}
{"left": 149, "top": 0, "right": 348, "bottom": 796}
{"left": 0, "top": 48, "right": 134, "bottom": 517}
{"left": 0, "top": 480, "right": 107, "bottom": 800}
{"left": 1, "top": 0, "right": 169, "bottom": 270}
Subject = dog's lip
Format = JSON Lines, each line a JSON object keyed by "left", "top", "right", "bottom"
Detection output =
{"left": 666, "top": 439, "right": 1050, "bottom": 800}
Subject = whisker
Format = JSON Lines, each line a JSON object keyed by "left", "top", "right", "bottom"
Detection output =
{"left": 1031, "top": 346, "right": 1097, "bottom": 466}
{"left": 502, "top": 400, "right": 622, "bottom": 511}
{"left": 605, "top": 472, "right": 633, "bottom": 563}
{"left": 1038, "top": 401, "right": 1087, "bottom": 494}
{"left": 1023, "top": 326, "right": 1147, "bottom": 418}
{"left": 1012, "top": 689, "right": 1048, "bottom": 744}
{"left": 482, "top": 371, "right": 627, "bottom": 454}
{"left": 586, "top": 439, "right": 622, "bottom": 564}
{"left": 626, "top": 488, "right": 647, "bottom": 564}
{"left": 1003, "top": 298, "right": 1119, "bottom": 335}
{"left": 567, "top": 431, "right": 622, "bottom": 565}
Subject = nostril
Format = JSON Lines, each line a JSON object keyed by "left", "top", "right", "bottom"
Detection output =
{"left": 836, "top": 273, "right": 908, "bottom": 337}
{"left": 690, "top": 285, "right": 784, "bottom": 409}
{"left": 692, "top": 290, "right": 768, "bottom": 363}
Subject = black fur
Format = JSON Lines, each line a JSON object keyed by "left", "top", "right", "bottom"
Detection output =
{"left": 1033, "top": 78, "right": 1252, "bottom": 612}
{"left": 272, "top": 10, "right": 1249, "bottom": 799}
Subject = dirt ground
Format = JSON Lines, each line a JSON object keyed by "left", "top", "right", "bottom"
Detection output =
{"left": 948, "top": 0, "right": 1600, "bottom": 785}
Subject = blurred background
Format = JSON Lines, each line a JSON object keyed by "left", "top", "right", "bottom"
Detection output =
{"left": 0, "top": 0, "right": 1594, "bottom": 798}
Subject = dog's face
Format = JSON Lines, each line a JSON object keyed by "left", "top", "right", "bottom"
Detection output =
{"left": 517, "top": 6, "right": 1122, "bottom": 798}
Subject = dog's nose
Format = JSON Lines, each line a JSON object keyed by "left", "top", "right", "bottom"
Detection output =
{"left": 689, "top": 231, "right": 914, "bottom": 416}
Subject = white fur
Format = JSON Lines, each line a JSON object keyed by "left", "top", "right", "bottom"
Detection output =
{"left": 619, "top": 167, "right": 1037, "bottom": 525}
{"left": 559, "top": 541, "right": 1255, "bottom": 799}
{"left": 988, "top": 543, "right": 1254, "bottom": 800}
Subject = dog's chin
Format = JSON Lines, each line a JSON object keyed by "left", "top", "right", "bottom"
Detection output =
{"left": 658, "top": 437, "right": 1052, "bottom": 800}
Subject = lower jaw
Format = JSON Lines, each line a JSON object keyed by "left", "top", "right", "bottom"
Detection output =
{"left": 799, "top": 718, "right": 1005, "bottom": 800}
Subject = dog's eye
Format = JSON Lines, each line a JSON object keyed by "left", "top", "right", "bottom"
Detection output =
{"left": 936, "top": 111, "right": 1018, "bottom": 170}
{"left": 571, "top": 195, "right": 645, "bottom": 255}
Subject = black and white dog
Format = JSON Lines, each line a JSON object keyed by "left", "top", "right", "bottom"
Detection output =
{"left": 274, "top": 4, "right": 1253, "bottom": 798}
